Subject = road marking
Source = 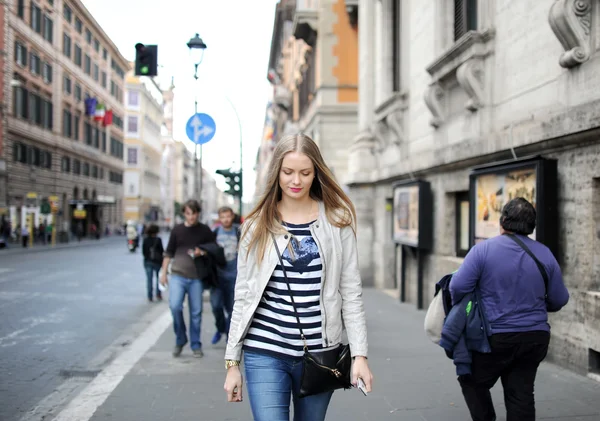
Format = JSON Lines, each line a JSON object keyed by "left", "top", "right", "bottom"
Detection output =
{"left": 49, "top": 307, "right": 172, "bottom": 421}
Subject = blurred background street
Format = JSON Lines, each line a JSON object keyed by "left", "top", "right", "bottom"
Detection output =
{"left": 0, "top": 238, "right": 166, "bottom": 421}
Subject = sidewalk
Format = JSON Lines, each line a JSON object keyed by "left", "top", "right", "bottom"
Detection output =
{"left": 0, "top": 235, "right": 123, "bottom": 257}
{"left": 77, "top": 289, "right": 600, "bottom": 421}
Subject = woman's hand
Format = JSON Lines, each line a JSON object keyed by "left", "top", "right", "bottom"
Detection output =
{"left": 224, "top": 366, "right": 244, "bottom": 402}
{"left": 351, "top": 356, "right": 373, "bottom": 393}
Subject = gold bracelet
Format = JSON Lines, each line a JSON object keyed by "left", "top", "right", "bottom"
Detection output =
{"left": 225, "top": 359, "right": 241, "bottom": 370}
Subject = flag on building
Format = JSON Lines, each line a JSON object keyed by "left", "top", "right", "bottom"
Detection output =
{"left": 103, "top": 109, "right": 113, "bottom": 126}
{"left": 84, "top": 97, "right": 97, "bottom": 116}
{"left": 94, "top": 103, "right": 105, "bottom": 122}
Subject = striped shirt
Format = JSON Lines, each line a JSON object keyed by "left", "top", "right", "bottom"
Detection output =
{"left": 243, "top": 221, "right": 323, "bottom": 359}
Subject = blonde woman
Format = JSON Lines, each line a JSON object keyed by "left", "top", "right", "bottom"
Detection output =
{"left": 223, "top": 133, "right": 373, "bottom": 421}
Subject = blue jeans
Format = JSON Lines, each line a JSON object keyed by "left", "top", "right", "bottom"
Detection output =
{"left": 168, "top": 274, "right": 204, "bottom": 350}
{"left": 244, "top": 351, "right": 333, "bottom": 421}
{"left": 144, "top": 262, "right": 161, "bottom": 299}
{"left": 210, "top": 273, "right": 236, "bottom": 334}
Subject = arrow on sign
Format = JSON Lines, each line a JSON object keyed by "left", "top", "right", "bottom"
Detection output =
{"left": 191, "top": 115, "right": 215, "bottom": 142}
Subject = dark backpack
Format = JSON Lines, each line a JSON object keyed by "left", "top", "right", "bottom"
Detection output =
{"left": 148, "top": 238, "right": 162, "bottom": 262}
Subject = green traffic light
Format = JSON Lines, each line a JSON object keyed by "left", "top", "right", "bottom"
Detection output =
{"left": 141, "top": 65, "right": 149, "bottom": 74}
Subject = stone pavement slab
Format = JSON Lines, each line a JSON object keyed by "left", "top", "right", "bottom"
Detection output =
{"left": 88, "top": 289, "right": 600, "bottom": 421}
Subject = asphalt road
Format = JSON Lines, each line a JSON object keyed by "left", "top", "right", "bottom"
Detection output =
{"left": 0, "top": 237, "right": 168, "bottom": 421}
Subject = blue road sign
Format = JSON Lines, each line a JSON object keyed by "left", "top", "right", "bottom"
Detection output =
{"left": 186, "top": 113, "right": 216, "bottom": 145}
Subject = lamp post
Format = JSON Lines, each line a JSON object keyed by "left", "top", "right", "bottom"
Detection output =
{"left": 223, "top": 96, "right": 243, "bottom": 216}
{"left": 186, "top": 33, "right": 207, "bottom": 205}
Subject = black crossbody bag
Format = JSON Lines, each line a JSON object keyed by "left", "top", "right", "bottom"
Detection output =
{"left": 272, "top": 235, "right": 353, "bottom": 398}
{"left": 506, "top": 234, "right": 549, "bottom": 298}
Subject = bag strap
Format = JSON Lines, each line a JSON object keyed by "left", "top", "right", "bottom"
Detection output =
{"left": 272, "top": 234, "right": 308, "bottom": 352}
{"left": 505, "top": 234, "right": 549, "bottom": 295}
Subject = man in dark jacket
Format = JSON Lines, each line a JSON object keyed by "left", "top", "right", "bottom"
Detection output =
{"left": 160, "top": 199, "right": 215, "bottom": 358}
{"left": 450, "top": 197, "right": 569, "bottom": 421}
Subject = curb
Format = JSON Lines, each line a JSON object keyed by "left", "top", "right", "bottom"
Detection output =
{"left": 0, "top": 236, "right": 124, "bottom": 257}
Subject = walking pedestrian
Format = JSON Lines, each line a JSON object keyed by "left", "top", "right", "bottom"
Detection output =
{"left": 450, "top": 197, "right": 569, "bottom": 421}
{"left": 142, "top": 224, "right": 164, "bottom": 302}
{"left": 223, "top": 133, "right": 373, "bottom": 421}
{"left": 209, "top": 206, "right": 240, "bottom": 345}
{"left": 160, "top": 199, "right": 215, "bottom": 358}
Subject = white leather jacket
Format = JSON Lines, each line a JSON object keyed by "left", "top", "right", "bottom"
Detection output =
{"left": 224, "top": 202, "right": 368, "bottom": 361}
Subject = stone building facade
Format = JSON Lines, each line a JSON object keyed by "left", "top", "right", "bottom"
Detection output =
{"left": 4, "top": 0, "right": 128, "bottom": 237}
{"left": 256, "top": 0, "right": 360, "bottom": 198}
{"left": 347, "top": 0, "right": 600, "bottom": 375}
{"left": 123, "top": 68, "right": 164, "bottom": 224}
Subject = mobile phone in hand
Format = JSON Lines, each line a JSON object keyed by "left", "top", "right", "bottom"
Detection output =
{"left": 357, "top": 377, "right": 368, "bottom": 396}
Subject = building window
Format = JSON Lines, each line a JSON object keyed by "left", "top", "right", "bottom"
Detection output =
{"left": 63, "top": 33, "right": 71, "bottom": 58}
{"left": 101, "top": 72, "right": 107, "bottom": 88}
{"left": 101, "top": 132, "right": 106, "bottom": 151}
{"left": 392, "top": 0, "right": 401, "bottom": 92}
{"left": 127, "top": 90, "right": 140, "bottom": 107}
{"left": 63, "top": 109, "right": 72, "bottom": 137}
{"left": 15, "top": 42, "right": 27, "bottom": 67}
{"left": 126, "top": 115, "right": 139, "bottom": 134}
{"left": 93, "top": 38, "right": 100, "bottom": 52}
{"left": 75, "top": 17, "right": 82, "bottom": 33}
{"left": 454, "top": 0, "right": 478, "bottom": 41}
{"left": 93, "top": 63, "right": 99, "bottom": 81}
{"left": 63, "top": 4, "right": 72, "bottom": 22}
{"left": 43, "top": 98, "right": 53, "bottom": 129}
{"left": 30, "top": 4, "right": 42, "bottom": 33}
{"left": 110, "top": 136, "right": 124, "bottom": 159}
{"left": 455, "top": 191, "right": 470, "bottom": 257}
{"left": 43, "top": 15, "right": 53, "bottom": 44}
{"left": 74, "top": 44, "right": 82, "bottom": 66}
{"left": 17, "top": 0, "right": 25, "bottom": 19}
{"left": 42, "top": 63, "right": 52, "bottom": 84}
{"left": 29, "top": 52, "right": 41, "bottom": 75}
{"left": 13, "top": 143, "right": 27, "bottom": 163}
{"left": 92, "top": 165, "right": 98, "bottom": 178}
{"left": 74, "top": 114, "right": 80, "bottom": 140}
{"left": 85, "top": 28, "right": 92, "bottom": 44}
{"left": 83, "top": 162, "right": 90, "bottom": 177}
{"left": 127, "top": 147, "right": 138, "bottom": 164}
{"left": 84, "top": 54, "right": 91, "bottom": 75}
{"left": 43, "top": 151, "right": 52, "bottom": 169}
{"left": 93, "top": 126, "right": 99, "bottom": 148}
{"left": 74, "top": 83, "right": 82, "bottom": 102}
{"left": 62, "top": 156, "right": 71, "bottom": 172}
{"left": 73, "top": 159, "right": 81, "bottom": 174}
{"left": 113, "top": 114, "right": 123, "bottom": 129}
{"left": 13, "top": 86, "right": 28, "bottom": 119}
{"left": 63, "top": 76, "right": 72, "bottom": 94}
{"left": 29, "top": 92, "right": 42, "bottom": 125}
{"left": 102, "top": 48, "right": 108, "bottom": 60}
{"left": 110, "top": 171, "right": 123, "bottom": 184}
{"left": 84, "top": 122, "right": 92, "bottom": 145}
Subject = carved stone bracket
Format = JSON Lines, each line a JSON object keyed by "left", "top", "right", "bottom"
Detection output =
{"left": 548, "top": 0, "right": 593, "bottom": 68}
{"left": 456, "top": 59, "right": 485, "bottom": 111}
{"left": 423, "top": 84, "right": 445, "bottom": 128}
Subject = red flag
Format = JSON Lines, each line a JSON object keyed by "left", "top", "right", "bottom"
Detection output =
{"left": 103, "top": 109, "right": 113, "bottom": 126}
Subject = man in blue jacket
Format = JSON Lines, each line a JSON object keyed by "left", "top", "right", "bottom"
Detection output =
{"left": 450, "top": 197, "right": 569, "bottom": 421}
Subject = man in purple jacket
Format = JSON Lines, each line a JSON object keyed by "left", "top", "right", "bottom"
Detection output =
{"left": 450, "top": 197, "right": 569, "bottom": 421}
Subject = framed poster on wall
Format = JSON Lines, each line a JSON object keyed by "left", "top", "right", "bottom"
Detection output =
{"left": 392, "top": 179, "right": 433, "bottom": 250}
{"left": 469, "top": 156, "right": 558, "bottom": 256}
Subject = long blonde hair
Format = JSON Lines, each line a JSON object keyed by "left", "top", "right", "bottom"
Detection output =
{"left": 242, "top": 133, "right": 356, "bottom": 265}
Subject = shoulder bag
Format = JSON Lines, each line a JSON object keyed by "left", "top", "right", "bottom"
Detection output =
{"left": 505, "top": 234, "right": 549, "bottom": 298}
{"left": 272, "top": 235, "right": 353, "bottom": 398}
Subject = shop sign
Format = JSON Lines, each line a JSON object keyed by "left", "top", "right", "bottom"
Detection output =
{"left": 391, "top": 180, "right": 433, "bottom": 250}
{"left": 73, "top": 209, "right": 87, "bottom": 219}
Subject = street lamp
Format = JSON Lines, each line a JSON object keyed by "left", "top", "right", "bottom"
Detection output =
{"left": 186, "top": 33, "right": 207, "bottom": 207}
